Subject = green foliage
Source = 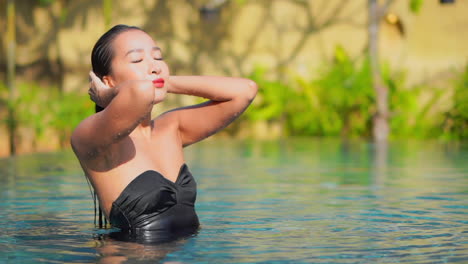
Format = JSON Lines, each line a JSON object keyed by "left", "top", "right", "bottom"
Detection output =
{"left": 246, "top": 67, "right": 292, "bottom": 122}
{"left": 247, "top": 46, "right": 374, "bottom": 138}
{"left": 14, "top": 83, "right": 52, "bottom": 141}
{"left": 244, "top": 46, "right": 464, "bottom": 140}
{"left": 0, "top": 82, "right": 6, "bottom": 104}
{"left": 0, "top": 82, "right": 93, "bottom": 149}
{"left": 49, "top": 90, "right": 94, "bottom": 146}
{"left": 303, "top": 46, "right": 374, "bottom": 137}
{"left": 444, "top": 65, "right": 468, "bottom": 139}
{"left": 103, "top": 0, "right": 113, "bottom": 28}
{"left": 410, "top": 0, "right": 424, "bottom": 13}
{"left": 1, "top": 59, "right": 466, "bottom": 153}
{"left": 382, "top": 63, "right": 445, "bottom": 139}
{"left": 38, "top": 0, "right": 54, "bottom": 6}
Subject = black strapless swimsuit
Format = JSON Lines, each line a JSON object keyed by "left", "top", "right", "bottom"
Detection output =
{"left": 108, "top": 164, "right": 199, "bottom": 243}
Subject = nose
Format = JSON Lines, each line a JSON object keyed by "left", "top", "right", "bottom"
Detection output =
{"left": 150, "top": 59, "right": 161, "bottom": 75}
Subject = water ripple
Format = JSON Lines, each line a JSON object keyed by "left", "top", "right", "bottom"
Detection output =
{"left": 1, "top": 140, "right": 467, "bottom": 263}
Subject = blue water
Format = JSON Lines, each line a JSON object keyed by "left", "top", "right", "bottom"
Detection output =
{"left": 0, "top": 139, "right": 467, "bottom": 263}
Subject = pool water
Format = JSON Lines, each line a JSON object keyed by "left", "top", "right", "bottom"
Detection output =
{"left": 0, "top": 139, "right": 467, "bottom": 263}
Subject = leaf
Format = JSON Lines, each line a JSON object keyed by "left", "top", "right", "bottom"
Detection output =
{"left": 410, "top": 0, "right": 424, "bottom": 14}
{"left": 38, "top": 0, "right": 55, "bottom": 6}
{"left": 334, "top": 45, "right": 349, "bottom": 64}
{"left": 235, "top": 0, "right": 247, "bottom": 5}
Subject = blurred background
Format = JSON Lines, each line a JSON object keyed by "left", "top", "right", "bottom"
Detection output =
{"left": 0, "top": 0, "right": 467, "bottom": 157}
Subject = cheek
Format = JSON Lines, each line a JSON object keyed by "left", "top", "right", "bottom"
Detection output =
{"left": 162, "top": 62, "right": 170, "bottom": 75}
{"left": 128, "top": 64, "right": 147, "bottom": 78}
{"left": 112, "top": 64, "right": 145, "bottom": 83}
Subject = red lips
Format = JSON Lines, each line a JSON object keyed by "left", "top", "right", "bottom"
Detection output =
{"left": 152, "top": 78, "right": 165, "bottom": 88}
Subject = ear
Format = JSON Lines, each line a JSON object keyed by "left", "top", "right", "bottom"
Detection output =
{"left": 102, "top": 75, "right": 116, "bottom": 88}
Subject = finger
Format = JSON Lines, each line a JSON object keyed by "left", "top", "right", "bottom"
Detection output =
{"left": 89, "top": 71, "right": 97, "bottom": 80}
{"left": 89, "top": 71, "right": 103, "bottom": 85}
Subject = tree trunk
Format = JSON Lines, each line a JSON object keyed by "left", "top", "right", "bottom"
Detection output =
{"left": 6, "top": 0, "right": 17, "bottom": 155}
{"left": 368, "top": 0, "right": 389, "bottom": 142}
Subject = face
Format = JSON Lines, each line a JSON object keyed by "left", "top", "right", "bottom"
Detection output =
{"left": 104, "top": 30, "right": 169, "bottom": 103}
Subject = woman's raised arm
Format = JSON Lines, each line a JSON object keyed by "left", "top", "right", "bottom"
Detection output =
{"left": 163, "top": 75, "right": 258, "bottom": 147}
{"left": 71, "top": 77, "right": 155, "bottom": 158}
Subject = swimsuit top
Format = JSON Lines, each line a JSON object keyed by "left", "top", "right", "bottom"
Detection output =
{"left": 108, "top": 164, "right": 199, "bottom": 243}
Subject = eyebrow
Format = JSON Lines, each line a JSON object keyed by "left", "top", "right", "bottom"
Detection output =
{"left": 125, "top": 47, "right": 161, "bottom": 56}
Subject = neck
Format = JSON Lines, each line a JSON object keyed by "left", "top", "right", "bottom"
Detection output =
{"left": 132, "top": 113, "right": 152, "bottom": 138}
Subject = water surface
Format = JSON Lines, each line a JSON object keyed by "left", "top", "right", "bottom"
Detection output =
{"left": 0, "top": 139, "right": 467, "bottom": 263}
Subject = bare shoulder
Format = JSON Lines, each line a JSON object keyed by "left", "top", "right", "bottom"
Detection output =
{"left": 152, "top": 109, "right": 180, "bottom": 134}
{"left": 70, "top": 114, "right": 100, "bottom": 158}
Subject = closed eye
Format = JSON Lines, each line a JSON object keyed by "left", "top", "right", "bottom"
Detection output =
{"left": 131, "top": 59, "right": 143, "bottom": 63}
{"left": 154, "top": 57, "right": 164, "bottom": 61}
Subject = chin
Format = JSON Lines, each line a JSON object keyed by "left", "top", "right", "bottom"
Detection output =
{"left": 153, "top": 94, "right": 167, "bottom": 104}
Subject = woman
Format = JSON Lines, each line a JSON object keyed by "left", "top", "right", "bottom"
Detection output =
{"left": 71, "top": 25, "right": 257, "bottom": 242}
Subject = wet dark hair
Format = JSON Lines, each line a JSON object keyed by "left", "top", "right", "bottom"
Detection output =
{"left": 91, "top": 24, "right": 142, "bottom": 112}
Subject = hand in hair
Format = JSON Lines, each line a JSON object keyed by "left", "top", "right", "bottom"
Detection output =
{"left": 88, "top": 71, "right": 115, "bottom": 108}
